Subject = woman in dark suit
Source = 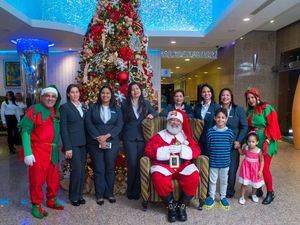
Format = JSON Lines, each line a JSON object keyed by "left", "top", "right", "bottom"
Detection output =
{"left": 85, "top": 86, "right": 123, "bottom": 205}
{"left": 194, "top": 83, "right": 220, "bottom": 156}
{"left": 160, "top": 89, "right": 194, "bottom": 118}
{"left": 60, "top": 84, "right": 86, "bottom": 206}
{"left": 218, "top": 88, "right": 248, "bottom": 198}
{"left": 122, "top": 82, "right": 157, "bottom": 200}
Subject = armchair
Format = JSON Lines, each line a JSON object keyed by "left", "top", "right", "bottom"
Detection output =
{"left": 140, "top": 116, "right": 209, "bottom": 211}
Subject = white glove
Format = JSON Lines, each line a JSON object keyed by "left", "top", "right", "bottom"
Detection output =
{"left": 180, "top": 145, "right": 193, "bottom": 160}
{"left": 24, "top": 154, "right": 36, "bottom": 166}
{"left": 156, "top": 146, "right": 171, "bottom": 161}
{"left": 169, "top": 145, "right": 181, "bottom": 154}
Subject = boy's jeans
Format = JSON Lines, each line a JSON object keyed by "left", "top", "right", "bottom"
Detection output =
{"left": 209, "top": 167, "right": 229, "bottom": 199}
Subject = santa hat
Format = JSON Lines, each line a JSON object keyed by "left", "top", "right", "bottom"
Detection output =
{"left": 167, "top": 109, "right": 192, "bottom": 144}
{"left": 244, "top": 86, "right": 261, "bottom": 98}
{"left": 41, "top": 86, "right": 58, "bottom": 97}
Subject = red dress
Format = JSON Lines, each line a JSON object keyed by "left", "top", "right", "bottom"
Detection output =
{"left": 238, "top": 147, "right": 264, "bottom": 188}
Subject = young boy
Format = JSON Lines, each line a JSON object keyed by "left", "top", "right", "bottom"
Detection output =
{"left": 205, "top": 108, "right": 234, "bottom": 210}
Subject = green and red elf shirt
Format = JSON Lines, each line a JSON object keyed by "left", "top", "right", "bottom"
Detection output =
{"left": 18, "top": 86, "right": 61, "bottom": 165}
{"left": 246, "top": 103, "right": 281, "bottom": 156}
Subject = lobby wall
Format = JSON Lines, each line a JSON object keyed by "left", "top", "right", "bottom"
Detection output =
{"left": 185, "top": 44, "right": 234, "bottom": 103}
{"left": 233, "top": 31, "right": 277, "bottom": 108}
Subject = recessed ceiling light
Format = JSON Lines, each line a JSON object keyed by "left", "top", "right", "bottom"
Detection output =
{"left": 170, "top": 71, "right": 174, "bottom": 74}
{"left": 203, "top": 71, "right": 208, "bottom": 74}
{"left": 184, "top": 58, "right": 190, "bottom": 62}
{"left": 194, "top": 75, "right": 198, "bottom": 77}
{"left": 217, "top": 67, "right": 222, "bottom": 70}
{"left": 240, "top": 37, "right": 244, "bottom": 40}
{"left": 175, "top": 66, "right": 180, "bottom": 69}
{"left": 243, "top": 17, "right": 250, "bottom": 22}
{"left": 270, "top": 20, "right": 274, "bottom": 23}
{"left": 171, "top": 41, "right": 176, "bottom": 44}
{"left": 188, "top": 77, "right": 192, "bottom": 80}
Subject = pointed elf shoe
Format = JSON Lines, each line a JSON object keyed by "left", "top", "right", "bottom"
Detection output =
{"left": 46, "top": 198, "right": 64, "bottom": 210}
{"left": 32, "top": 203, "right": 48, "bottom": 219}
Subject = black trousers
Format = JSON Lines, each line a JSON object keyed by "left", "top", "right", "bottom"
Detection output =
{"left": 88, "top": 142, "right": 119, "bottom": 199}
{"left": 227, "top": 148, "right": 240, "bottom": 196}
{"left": 5, "top": 115, "right": 18, "bottom": 151}
{"left": 69, "top": 145, "right": 86, "bottom": 202}
{"left": 123, "top": 140, "right": 145, "bottom": 198}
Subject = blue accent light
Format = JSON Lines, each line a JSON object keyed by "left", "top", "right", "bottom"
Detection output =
{"left": 3, "top": 0, "right": 233, "bottom": 36}
{"left": 11, "top": 38, "right": 54, "bottom": 55}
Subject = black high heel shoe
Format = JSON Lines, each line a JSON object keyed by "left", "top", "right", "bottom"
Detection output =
{"left": 107, "top": 197, "right": 116, "bottom": 203}
{"left": 96, "top": 198, "right": 104, "bottom": 205}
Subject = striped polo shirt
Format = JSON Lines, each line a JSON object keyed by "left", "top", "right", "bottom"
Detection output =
{"left": 206, "top": 126, "right": 234, "bottom": 168}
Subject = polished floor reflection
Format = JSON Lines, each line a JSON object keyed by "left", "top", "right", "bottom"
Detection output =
{"left": 0, "top": 136, "right": 300, "bottom": 225}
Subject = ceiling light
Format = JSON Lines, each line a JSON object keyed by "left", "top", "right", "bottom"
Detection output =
{"left": 217, "top": 67, "right": 222, "bottom": 70}
{"left": 194, "top": 75, "right": 198, "bottom": 77}
{"left": 171, "top": 41, "right": 176, "bottom": 44}
{"left": 203, "top": 71, "right": 208, "bottom": 74}
{"left": 243, "top": 18, "right": 250, "bottom": 22}
{"left": 163, "top": 77, "right": 166, "bottom": 80}
{"left": 270, "top": 20, "right": 274, "bottom": 23}
{"left": 240, "top": 37, "right": 244, "bottom": 40}
{"left": 184, "top": 58, "right": 190, "bottom": 61}
{"left": 188, "top": 77, "right": 192, "bottom": 80}
{"left": 170, "top": 71, "right": 174, "bottom": 74}
{"left": 175, "top": 66, "right": 180, "bottom": 69}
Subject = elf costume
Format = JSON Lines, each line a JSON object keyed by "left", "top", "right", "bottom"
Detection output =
{"left": 245, "top": 86, "right": 281, "bottom": 205}
{"left": 18, "top": 85, "right": 64, "bottom": 219}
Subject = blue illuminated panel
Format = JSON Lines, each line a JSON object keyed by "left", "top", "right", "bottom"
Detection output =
{"left": 3, "top": 0, "right": 232, "bottom": 36}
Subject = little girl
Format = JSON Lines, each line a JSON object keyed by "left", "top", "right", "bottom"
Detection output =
{"left": 238, "top": 132, "right": 264, "bottom": 205}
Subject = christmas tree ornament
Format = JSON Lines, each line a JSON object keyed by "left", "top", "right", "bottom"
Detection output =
{"left": 117, "top": 71, "right": 129, "bottom": 83}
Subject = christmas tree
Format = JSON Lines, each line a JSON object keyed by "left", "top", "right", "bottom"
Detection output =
{"left": 77, "top": 0, "right": 156, "bottom": 105}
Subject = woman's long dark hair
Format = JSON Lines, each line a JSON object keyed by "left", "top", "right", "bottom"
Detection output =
{"left": 66, "top": 84, "right": 80, "bottom": 101}
{"left": 96, "top": 86, "right": 117, "bottom": 107}
{"left": 199, "top": 83, "right": 215, "bottom": 103}
{"left": 5, "top": 91, "right": 17, "bottom": 105}
{"left": 123, "top": 82, "right": 147, "bottom": 122}
{"left": 218, "top": 88, "right": 237, "bottom": 107}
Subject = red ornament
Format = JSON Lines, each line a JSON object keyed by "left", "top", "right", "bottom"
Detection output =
{"left": 105, "top": 71, "right": 116, "bottom": 80}
{"left": 119, "top": 83, "right": 129, "bottom": 95}
{"left": 110, "top": 10, "right": 121, "bottom": 21}
{"left": 118, "top": 47, "right": 134, "bottom": 61}
{"left": 106, "top": 5, "right": 112, "bottom": 11}
{"left": 132, "top": 59, "right": 137, "bottom": 65}
{"left": 117, "top": 71, "right": 129, "bottom": 83}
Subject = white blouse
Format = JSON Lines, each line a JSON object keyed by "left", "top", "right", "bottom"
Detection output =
{"left": 71, "top": 101, "right": 83, "bottom": 117}
{"left": 100, "top": 105, "right": 111, "bottom": 124}
{"left": 201, "top": 101, "right": 211, "bottom": 119}
{"left": 1, "top": 100, "right": 20, "bottom": 124}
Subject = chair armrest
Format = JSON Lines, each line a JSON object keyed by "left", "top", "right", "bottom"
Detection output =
{"left": 140, "top": 156, "right": 151, "bottom": 201}
{"left": 194, "top": 155, "right": 209, "bottom": 200}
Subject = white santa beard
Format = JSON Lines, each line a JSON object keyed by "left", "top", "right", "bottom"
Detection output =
{"left": 166, "top": 123, "right": 182, "bottom": 135}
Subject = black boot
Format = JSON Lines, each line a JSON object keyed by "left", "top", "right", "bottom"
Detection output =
{"left": 262, "top": 192, "right": 274, "bottom": 205}
{"left": 164, "top": 193, "right": 176, "bottom": 223}
{"left": 177, "top": 192, "right": 192, "bottom": 222}
{"left": 177, "top": 203, "right": 187, "bottom": 222}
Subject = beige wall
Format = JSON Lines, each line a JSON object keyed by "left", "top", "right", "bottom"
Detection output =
{"left": 233, "top": 31, "right": 277, "bottom": 108}
{"left": 185, "top": 45, "right": 234, "bottom": 102}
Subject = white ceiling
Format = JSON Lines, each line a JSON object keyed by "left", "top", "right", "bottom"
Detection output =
{"left": 1, "top": 0, "right": 300, "bottom": 81}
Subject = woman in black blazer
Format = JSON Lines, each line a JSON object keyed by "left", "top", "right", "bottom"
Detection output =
{"left": 194, "top": 83, "right": 220, "bottom": 156}
{"left": 85, "top": 86, "right": 123, "bottom": 205}
{"left": 219, "top": 88, "right": 248, "bottom": 198}
{"left": 160, "top": 89, "right": 194, "bottom": 118}
{"left": 122, "top": 82, "right": 157, "bottom": 200}
{"left": 60, "top": 84, "right": 87, "bottom": 206}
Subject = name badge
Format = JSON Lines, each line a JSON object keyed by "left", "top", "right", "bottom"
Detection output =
{"left": 111, "top": 111, "right": 116, "bottom": 114}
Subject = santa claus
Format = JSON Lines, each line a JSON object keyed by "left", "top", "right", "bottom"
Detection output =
{"left": 145, "top": 109, "right": 201, "bottom": 223}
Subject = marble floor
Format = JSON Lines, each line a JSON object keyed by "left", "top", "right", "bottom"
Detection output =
{"left": 0, "top": 137, "right": 300, "bottom": 225}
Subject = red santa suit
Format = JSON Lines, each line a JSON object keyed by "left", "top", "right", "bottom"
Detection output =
{"left": 145, "top": 111, "right": 201, "bottom": 197}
